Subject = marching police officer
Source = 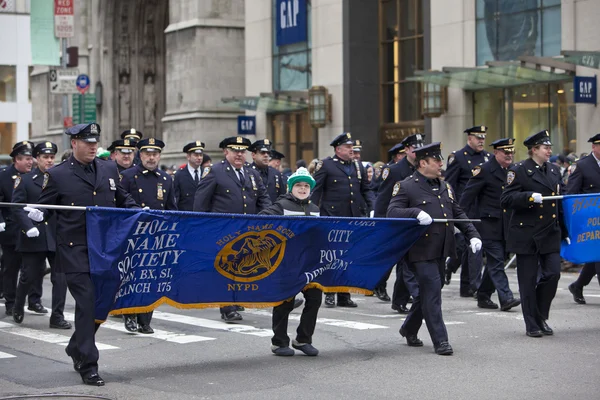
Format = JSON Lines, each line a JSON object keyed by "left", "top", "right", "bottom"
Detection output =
{"left": 174, "top": 141, "right": 205, "bottom": 211}
{"left": 108, "top": 138, "right": 137, "bottom": 172}
{"left": 388, "top": 142, "right": 481, "bottom": 355}
{"left": 312, "top": 132, "right": 372, "bottom": 308}
{"left": 388, "top": 143, "right": 406, "bottom": 165}
{"left": 249, "top": 139, "right": 286, "bottom": 202}
{"left": 0, "top": 141, "right": 46, "bottom": 316}
{"left": 193, "top": 136, "right": 271, "bottom": 322}
{"left": 566, "top": 133, "right": 600, "bottom": 304}
{"left": 121, "top": 129, "right": 143, "bottom": 165}
{"left": 500, "top": 130, "right": 567, "bottom": 338}
{"left": 26, "top": 123, "right": 138, "bottom": 386}
{"left": 352, "top": 140, "right": 363, "bottom": 162}
{"left": 12, "top": 142, "right": 71, "bottom": 329}
{"left": 445, "top": 126, "right": 492, "bottom": 297}
{"left": 120, "top": 138, "right": 176, "bottom": 334}
{"left": 459, "top": 138, "right": 521, "bottom": 311}
{"left": 269, "top": 149, "right": 285, "bottom": 172}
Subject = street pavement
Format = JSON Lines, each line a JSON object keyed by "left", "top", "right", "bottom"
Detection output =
{"left": 0, "top": 268, "right": 599, "bottom": 400}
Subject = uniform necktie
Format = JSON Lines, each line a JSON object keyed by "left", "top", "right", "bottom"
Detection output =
{"left": 540, "top": 163, "right": 547, "bottom": 174}
{"left": 194, "top": 169, "right": 199, "bottom": 185}
{"left": 236, "top": 168, "right": 245, "bottom": 186}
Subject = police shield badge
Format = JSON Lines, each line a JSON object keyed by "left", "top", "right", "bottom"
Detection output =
{"left": 13, "top": 176, "right": 21, "bottom": 189}
{"left": 202, "top": 167, "right": 211, "bottom": 178}
{"left": 447, "top": 153, "right": 455, "bottom": 166}
{"left": 42, "top": 173, "right": 49, "bottom": 190}
{"left": 109, "top": 178, "right": 117, "bottom": 191}
{"left": 507, "top": 171, "right": 515, "bottom": 185}
{"left": 315, "top": 160, "right": 323, "bottom": 172}
{"left": 382, "top": 168, "right": 390, "bottom": 181}
{"left": 392, "top": 182, "right": 401, "bottom": 196}
{"left": 157, "top": 183, "right": 164, "bottom": 200}
{"left": 472, "top": 166, "right": 481, "bottom": 176}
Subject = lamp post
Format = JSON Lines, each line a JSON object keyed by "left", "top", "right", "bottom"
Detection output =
{"left": 308, "top": 86, "right": 330, "bottom": 159}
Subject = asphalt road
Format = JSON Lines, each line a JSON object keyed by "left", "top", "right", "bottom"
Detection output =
{"left": 1, "top": 269, "right": 599, "bottom": 400}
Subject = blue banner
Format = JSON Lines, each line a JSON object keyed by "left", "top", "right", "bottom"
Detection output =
{"left": 86, "top": 208, "right": 426, "bottom": 321}
{"left": 561, "top": 194, "right": 600, "bottom": 263}
{"left": 276, "top": 0, "right": 307, "bottom": 46}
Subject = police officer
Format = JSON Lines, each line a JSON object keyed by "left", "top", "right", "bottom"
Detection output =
{"left": 121, "top": 129, "right": 143, "bottom": 165}
{"left": 312, "top": 132, "right": 372, "bottom": 308}
{"left": 269, "top": 149, "right": 285, "bottom": 172}
{"left": 0, "top": 141, "right": 46, "bottom": 316}
{"left": 500, "top": 130, "right": 567, "bottom": 338}
{"left": 388, "top": 142, "right": 481, "bottom": 355}
{"left": 174, "top": 141, "right": 205, "bottom": 211}
{"left": 120, "top": 138, "right": 176, "bottom": 334}
{"left": 445, "top": 126, "right": 492, "bottom": 297}
{"left": 388, "top": 143, "right": 406, "bottom": 165}
{"left": 193, "top": 136, "right": 271, "bottom": 322}
{"left": 26, "top": 123, "right": 138, "bottom": 386}
{"left": 108, "top": 138, "right": 137, "bottom": 172}
{"left": 249, "top": 139, "right": 286, "bottom": 202}
{"left": 460, "top": 138, "right": 521, "bottom": 311}
{"left": 566, "top": 133, "right": 600, "bottom": 304}
{"left": 352, "top": 140, "right": 363, "bottom": 162}
{"left": 11, "top": 142, "right": 71, "bottom": 329}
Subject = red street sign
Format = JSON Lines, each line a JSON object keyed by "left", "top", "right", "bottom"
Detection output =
{"left": 54, "top": 0, "right": 73, "bottom": 15}
{"left": 63, "top": 117, "right": 73, "bottom": 128}
{"left": 54, "top": 0, "right": 74, "bottom": 38}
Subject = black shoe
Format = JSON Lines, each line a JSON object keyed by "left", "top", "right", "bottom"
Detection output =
{"left": 375, "top": 288, "right": 391, "bottom": 302}
{"left": 324, "top": 294, "right": 335, "bottom": 308}
{"left": 399, "top": 327, "right": 423, "bottom": 347}
{"left": 221, "top": 311, "right": 243, "bottom": 322}
{"left": 568, "top": 283, "right": 586, "bottom": 304}
{"left": 460, "top": 289, "right": 474, "bottom": 298}
{"left": 293, "top": 298, "right": 304, "bottom": 309}
{"left": 477, "top": 298, "right": 499, "bottom": 309}
{"left": 138, "top": 324, "right": 154, "bottom": 334}
{"left": 435, "top": 341, "right": 454, "bottom": 355}
{"left": 292, "top": 340, "right": 319, "bottom": 356}
{"left": 236, "top": 305, "right": 245, "bottom": 312}
{"left": 271, "top": 346, "right": 294, "bottom": 356}
{"left": 50, "top": 319, "right": 72, "bottom": 329}
{"left": 540, "top": 320, "right": 553, "bottom": 336}
{"left": 65, "top": 349, "right": 83, "bottom": 372}
{"left": 82, "top": 373, "right": 105, "bottom": 386}
{"left": 124, "top": 315, "right": 138, "bottom": 332}
{"left": 500, "top": 298, "right": 521, "bottom": 312}
{"left": 391, "top": 304, "right": 409, "bottom": 314}
{"left": 12, "top": 305, "right": 24, "bottom": 324}
{"left": 28, "top": 303, "right": 48, "bottom": 314}
{"left": 337, "top": 299, "right": 358, "bottom": 308}
{"left": 5, "top": 307, "right": 13, "bottom": 316}
{"left": 526, "top": 330, "right": 543, "bottom": 338}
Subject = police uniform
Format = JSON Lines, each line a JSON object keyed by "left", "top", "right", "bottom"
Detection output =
{"left": 311, "top": 132, "right": 372, "bottom": 307}
{"left": 459, "top": 138, "right": 521, "bottom": 311}
{"left": 34, "top": 123, "right": 138, "bottom": 385}
{"left": 108, "top": 138, "right": 137, "bottom": 173}
{"left": 270, "top": 149, "right": 287, "bottom": 180}
{"left": 500, "top": 130, "right": 566, "bottom": 337}
{"left": 193, "top": 136, "right": 271, "bottom": 321}
{"left": 249, "top": 139, "right": 286, "bottom": 203}
{"left": 566, "top": 133, "right": 600, "bottom": 304}
{"left": 371, "top": 143, "right": 405, "bottom": 194}
{"left": 174, "top": 141, "right": 205, "bottom": 211}
{"left": 388, "top": 142, "right": 480, "bottom": 355}
{"left": 121, "top": 129, "right": 143, "bottom": 166}
{"left": 11, "top": 142, "right": 71, "bottom": 329}
{"left": 0, "top": 141, "right": 44, "bottom": 315}
{"left": 445, "top": 126, "right": 491, "bottom": 296}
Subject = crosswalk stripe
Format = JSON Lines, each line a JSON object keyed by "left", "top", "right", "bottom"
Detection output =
{"left": 243, "top": 309, "right": 388, "bottom": 330}
{"left": 0, "top": 321, "right": 118, "bottom": 350}
{"left": 63, "top": 312, "right": 215, "bottom": 344}
{"left": 0, "top": 351, "right": 16, "bottom": 359}
{"left": 152, "top": 311, "right": 273, "bottom": 337}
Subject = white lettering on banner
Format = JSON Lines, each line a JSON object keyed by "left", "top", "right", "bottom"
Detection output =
{"left": 280, "top": 0, "right": 300, "bottom": 29}
{"left": 327, "top": 229, "right": 353, "bottom": 243}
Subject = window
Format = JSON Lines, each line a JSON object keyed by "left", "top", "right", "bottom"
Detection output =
{"left": 0, "top": 66, "right": 17, "bottom": 102}
{"left": 476, "top": 0, "right": 561, "bottom": 66}
{"left": 379, "top": 0, "right": 423, "bottom": 124}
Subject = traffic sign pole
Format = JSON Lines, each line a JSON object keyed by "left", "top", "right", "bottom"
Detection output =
{"left": 61, "top": 38, "right": 70, "bottom": 151}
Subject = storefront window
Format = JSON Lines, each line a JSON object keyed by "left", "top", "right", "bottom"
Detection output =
{"left": 0, "top": 66, "right": 17, "bottom": 102}
{"left": 476, "top": 0, "right": 561, "bottom": 66}
{"left": 0, "top": 123, "right": 17, "bottom": 158}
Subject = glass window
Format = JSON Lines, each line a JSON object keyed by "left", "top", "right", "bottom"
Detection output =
{"left": 0, "top": 66, "right": 17, "bottom": 103}
{"left": 0, "top": 123, "right": 17, "bottom": 156}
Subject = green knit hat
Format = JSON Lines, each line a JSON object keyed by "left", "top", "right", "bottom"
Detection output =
{"left": 287, "top": 167, "right": 316, "bottom": 192}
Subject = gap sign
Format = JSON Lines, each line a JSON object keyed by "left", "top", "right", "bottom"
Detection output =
{"left": 238, "top": 116, "right": 256, "bottom": 135}
{"left": 574, "top": 76, "right": 597, "bottom": 105}
{"left": 276, "top": 0, "right": 307, "bottom": 46}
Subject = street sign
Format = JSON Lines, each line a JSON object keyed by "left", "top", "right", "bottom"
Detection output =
{"left": 76, "top": 74, "right": 90, "bottom": 94}
{"left": 63, "top": 117, "right": 73, "bottom": 128}
{"left": 49, "top": 68, "right": 79, "bottom": 94}
{"left": 574, "top": 76, "right": 597, "bottom": 105}
{"left": 237, "top": 116, "right": 256, "bottom": 135}
{"left": 54, "top": 0, "right": 74, "bottom": 38}
{"left": 72, "top": 93, "right": 97, "bottom": 125}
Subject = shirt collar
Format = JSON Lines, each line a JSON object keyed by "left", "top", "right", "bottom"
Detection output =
{"left": 592, "top": 152, "right": 600, "bottom": 166}
{"left": 187, "top": 163, "right": 198, "bottom": 177}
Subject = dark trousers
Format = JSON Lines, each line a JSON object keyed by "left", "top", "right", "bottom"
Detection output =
{"left": 2, "top": 245, "right": 22, "bottom": 310}
{"left": 516, "top": 253, "right": 561, "bottom": 332}
{"left": 392, "top": 259, "right": 419, "bottom": 307}
{"left": 15, "top": 252, "right": 67, "bottom": 322}
{"left": 458, "top": 233, "right": 483, "bottom": 292}
{"left": 65, "top": 272, "right": 100, "bottom": 377}
{"left": 272, "top": 288, "right": 322, "bottom": 347}
{"left": 478, "top": 240, "right": 515, "bottom": 305}
{"left": 401, "top": 259, "right": 448, "bottom": 347}
{"left": 137, "top": 311, "right": 153, "bottom": 326}
{"left": 572, "top": 262, "right": 600, "bottom": 288}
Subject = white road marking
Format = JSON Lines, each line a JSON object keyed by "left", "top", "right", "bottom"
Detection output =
{"left": 152, "top": 311, "right": 273, "bottom": 337}
{"left": 0, "top": 351, "right": 16, "bottom": 359}
{"left": 244, "top": 309, "right": 389, "bottom": 330}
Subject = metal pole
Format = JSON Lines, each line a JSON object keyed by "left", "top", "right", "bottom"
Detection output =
{"left": 61, "top": 38, "right": 70, "bottom": 152}
{"left": 541, "top": 195, "right": 564, "bottom": 200}
{"left": 0, "top": 202, "right": 87, "bottom": 211}
{"left": 432, "top": 218, "right": 481, "bottom": 223}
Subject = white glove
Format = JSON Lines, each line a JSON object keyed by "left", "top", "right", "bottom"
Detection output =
{"left": 24, "top": 206, "right": 44, "bottom": 222}
{"left": 532, "top": 193, "right": 543, "bottom": 204}
{"left": 0, "top": 222, "right": 5, "bottom": 233}
{"left": 470, "top": 238, "right": 483, "bottom": 253}
{"left": 565, "top": 237, "right": 571, "bottom": 245}
{"left": 416, "top": 211, "right": 433, "bottom": 226}
{"left": 369, "top": 210, "right": 374, "bottom": 218}
{"left": 142, "top": 206, "right": 150, "bottom": 210}
{"left": 26, "top": 227, "right": 40, "bottom": 238}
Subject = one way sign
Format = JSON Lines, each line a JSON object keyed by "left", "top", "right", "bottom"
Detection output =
{"left": 49, "top": 68, "right": 79, "bottom": 94}
{"left": 237, "top": 116, "right": 256, "bottom": 135}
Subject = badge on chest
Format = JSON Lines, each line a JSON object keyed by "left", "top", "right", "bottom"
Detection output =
{"left": 157, "top": 183, "right": 164, "bottom": 200}
{"left": 109, "top": 178, "right": 117, "bottom": 191}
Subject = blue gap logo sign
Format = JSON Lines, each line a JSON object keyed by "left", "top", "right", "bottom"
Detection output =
{"left": 574, "top": 76, "right": 597, "bottom": 105}
{"left": 238, "top": 116, "right": 256, "bottom": 135}
{"left": 276, "top": 0, "right": 307, "bottom": 46}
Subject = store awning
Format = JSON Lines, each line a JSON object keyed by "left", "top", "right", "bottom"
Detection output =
{"left": 220, "top": 92, "right": 309, "bottom": 113}
{"left": 561, "top": 50, "right": 600, "bottom": 69}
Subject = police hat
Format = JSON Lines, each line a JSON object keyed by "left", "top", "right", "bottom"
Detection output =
{"left": 183, "top": 141, "right": 205, "bottom": 154}
{"left": 121, "top": 128, "right": 143, "bottom": 140}
{"left": 137, "top": 138, "right": 165, "bottom": 152}
{"left": 10, "top": 141, "right": 34, "bottom": 158}
{"left": 65, "top": 123, "right": 101, "bottom": 143}
{"left": 414, "top": 142, "right": 444, "bottom": 161}
{"left": 32, "top": 141, "right": 58, "bottom": 157}
{"left": 352, "top": 140, "right": 363, "bottom": 152}
{"left": 490, "top": 138, "right": 515, "bottom": 153}
{"left": 248, "top": 139, "right": 272, "bottom": 153}
{"left": 401, "top": 133, "right": 425, "bottom": 148}
{"left": 219, "top": 136, "right": 252, "bottom": 150}
{"left": 464, "top": 126, "right": 488, "bottom": 139}
{"left": 109, "top": 139, "right": 137, "bottom": 153}
{"left": 270, "top": 149, "right": 285, "bottom": 160}
{"left": 387, "top": 143, "right": 406, "bottom": 155}
{"left": 588, "top": 133, "right": 600, "bottom": 144}
{"left": 523, "top": 130, "right": 552, "bottom": 148}
{"left": 330, "top": 132, "right": 353, "bottom": 147}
